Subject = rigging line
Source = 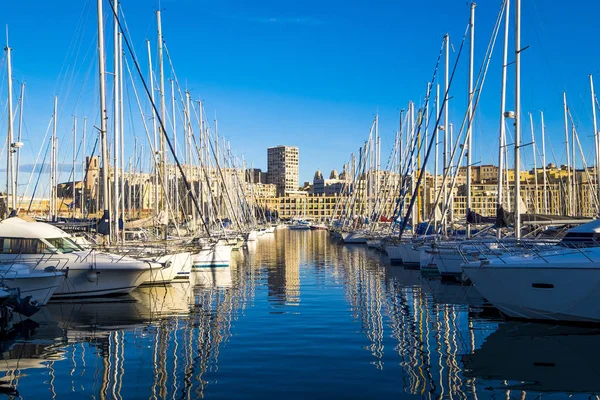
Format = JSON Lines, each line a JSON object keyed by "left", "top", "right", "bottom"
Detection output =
{"left": 27, "top": 139, "right": 51, "bottom": 214}
{"left": 399, "top": 19, "right": 471, "bottom": 239}
{"left": 197, "top": 103, "right": 245, "bottom": 232}
{"left": 108, "top": 0, "right": 210, "bottom": 237}
{"left": 57, "top": 132, "right": 85, "bottom": 217}
{"left": 122, "top": 55, "right": 180, "bottom": 228}
{"left": 17, "top": 113, "right": 55, "bottom": 212}
{"left": 427, "top": 1, "right": 506, "bottom": 230}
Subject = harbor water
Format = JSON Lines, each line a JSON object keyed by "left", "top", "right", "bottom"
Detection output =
{"left": 2, "top": 229, "right": 596, "bottom": 399}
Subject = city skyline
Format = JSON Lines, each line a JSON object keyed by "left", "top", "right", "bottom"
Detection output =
{"left": 2, "top": 0, "right": 600, "bottom": 191}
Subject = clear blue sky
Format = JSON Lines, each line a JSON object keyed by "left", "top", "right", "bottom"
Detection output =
{"left": 1, "top": 0, "right": 600, "bottom": 190}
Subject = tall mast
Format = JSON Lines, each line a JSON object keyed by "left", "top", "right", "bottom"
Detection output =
{"left": 410, "top": 103, "right": 417, "bottom": 226}
{"left": 514, "top": 0, "right": 522, "bottom": 239}
{"left": 422, "top": 85, "right": 428, "bottom": 223}
{"left": 113, "top": 0, "right": 120, "bottom": 240}
{"left": 540, "top": 111, "right": 548, "bottom": 214}
{"left": 73, "top": 116, "right": 77, "bottom": 220}
{"left": 171, "top": 79, "right": 179, "bottom": 222}
{"left": 82, "top": 117, "right": 87, "bottom": 218}
{"left": 590, "top": 75, "right": 599, "bottom": 206}
{"left": 51, "top": 97, "right": 58, "bottom": 220}
{"left": 563, "top": 92, "right": 572, "bottom": 215}
{"left": 186, "top": 91, "right": 196, "bottom": 226}
{"left": 443, "top": 34, "right": 450, "bottom": 233}
{"left": 147, "top": 40, "right": 159, "bottom": 219}
{"left": 5, "top": 29, "right": 16, "bottom": 214}
{"left": 466, "top": 2, "right": 475, "bottom": 239}
{"left": 119, "top": 22, "right": 125, "bottom": 241}
{"left": 15, "top": 82, "right": 25, "bottom": 207}
{"left": 434, "top": 83, "right": 439, "bottom": 230}
{"left": 497, "top": 0, "right": 509, "bottom": 239}
{"left": 97, "top": 0, "right": 110, "bottom": 241}
{"left": 157, "top": 9, "right": 169, "bottom": 237}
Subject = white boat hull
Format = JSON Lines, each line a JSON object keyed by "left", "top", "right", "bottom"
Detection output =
{"left": 2, "top": 270, "right": 64, "bottom": 306}
{"left": 20, "top": 252, "right": 154, "bottom": 298}
{"left": 464, "top": 253, "right": 600, "bottom": 322}
{"left": 193, "top": 245, "right": 232, "bottom": 268}
{"left": 341, "top": 232, "right": 368, "bottom": 244}
{"left": 247, "top": 231, "right": 258, "bottom": 241}
{"left": 145, "top": 251, "right": 193, "bottom": 284}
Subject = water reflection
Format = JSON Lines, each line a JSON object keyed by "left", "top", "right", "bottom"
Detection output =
{"left": 464, "top": 321, "right": 600, "bottom": 394}
{"left": 0, "top": 231, "right": 597, "bottom": 398}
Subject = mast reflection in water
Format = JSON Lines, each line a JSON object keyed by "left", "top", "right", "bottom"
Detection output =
{"left": 0, "top": 230, "right": 598, "bottom": 399}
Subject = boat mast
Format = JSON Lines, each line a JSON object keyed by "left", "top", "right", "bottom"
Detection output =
{"left": 466, "top": 2, "right": 475, "bottom": 239}
{"left": 497, "top": 0, "right": 509, "bottom": 239}
{"left": 540, "top": 111, "right": 548, "bottom": 214}
{"left": 119, "top": 21, "right": 125, "bottom": 242}
{"left": 5, "top": 29, "right": 16, "bottom": 215}
{"left": 157, "top": 9, "right": 169, "bottom": 238}
{"left": 171, "top": 79, "right": 179, "bottom": 223}
{"left": 443, "top": 34, "right": 450, "bottom": 234}
{"left": 434, "top": 83, "right": 439, "bottom": 230}
{"left": 563, "top": 92, "right": 571, "bottom": 215}
{"left": 590, "top": 75, "right": 600, "bottom": 208}
{"left": 147, "top": 40, "right": 159, "bottom": 221}
{"left": 113, "top": 0, "right": 120, "bottom": 241}
{"left": 82, "top": 117, "right": 87, "bottom": 219}
{"left": 73, "top": 116, "right": 77, "bottom": 220}
{"left": 514, "top": 0, "right": 522, "bottom": 239}
{"left": 97, "top": 0, "right": 111, "bottom": 241}
{"left": 15, "top": 82, "right": 25, "bottom": 204}
{"left": 51, "top": 97, "right": 58, "bottom": 220}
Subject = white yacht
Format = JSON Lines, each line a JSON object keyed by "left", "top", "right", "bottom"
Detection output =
{"left": 0, "top": 218, "right": 155, "bottom": 298}
{"left": 463, "top": 239, "right": 600, "bottom": 322}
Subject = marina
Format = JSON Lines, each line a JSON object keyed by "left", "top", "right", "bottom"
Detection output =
{"left": 2, "top": 229, "right": 598, "bottom": 399}
{"left": 2, "top": 0, "right": 600, "bottom": 397}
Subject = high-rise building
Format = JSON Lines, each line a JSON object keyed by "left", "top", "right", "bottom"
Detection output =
{"left": 267, "top": 145, "right": 299, "bottom": 196}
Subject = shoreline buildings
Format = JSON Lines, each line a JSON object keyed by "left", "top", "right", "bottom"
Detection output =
{"left": 32, "top": 144, "right": 600, "bottom": 224}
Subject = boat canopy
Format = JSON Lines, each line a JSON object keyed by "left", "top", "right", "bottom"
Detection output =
{"left": 0, "top": 217, "right": 70, "bottom": 239}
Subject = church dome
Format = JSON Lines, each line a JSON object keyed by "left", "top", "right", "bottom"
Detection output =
{"left": 314, "top": 170, "right": 323, "bottom": 180}
{"left": 330, "top": 169, "right": 339, "bottom": 179}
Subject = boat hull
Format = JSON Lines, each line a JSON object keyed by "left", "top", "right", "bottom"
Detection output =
{"left": 341, "top": 232, "right": 368, "bottom": 244}
{"left": 464, "top": 260, "right": 600, "bottom": 322}
{"left": 2, "top": 271, "right": 64, "bottom": 306}
{"left": 193, "top": 245, "right": 232, "bottom": 268}
{"left": 145, "top": 252, "right": 192, "bottom": 284}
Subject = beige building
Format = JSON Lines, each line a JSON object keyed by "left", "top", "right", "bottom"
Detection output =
{"left": 267, "top": 145, "right": 299, "bottom": 196}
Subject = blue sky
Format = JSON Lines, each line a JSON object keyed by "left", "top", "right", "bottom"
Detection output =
{"left": 1, "top": 0, "right": 600, "bottom": 192}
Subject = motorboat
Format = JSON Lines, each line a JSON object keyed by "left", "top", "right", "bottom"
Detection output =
{"left": 0, "top": 217, "right": 154, "bottom": 298}
{"left": 463, "top": 245, "right": 600, "bottom": 322}
{"left": 462, "top": 220, "right": 600, "bottom": 323}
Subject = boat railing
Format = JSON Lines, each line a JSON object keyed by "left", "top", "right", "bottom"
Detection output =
{"left": 457, "top": 238, "right": 597, "bottom": 265}
{"left": 456, "top": 239, "right": 556, "bottom": 264}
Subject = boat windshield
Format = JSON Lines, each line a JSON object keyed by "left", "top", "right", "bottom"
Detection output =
{"left": 44, "top": 237, "right": 84, "bottom": 254}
